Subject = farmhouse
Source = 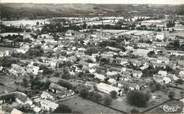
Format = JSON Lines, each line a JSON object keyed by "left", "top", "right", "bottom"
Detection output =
{"left": 96, "top": 83, "right": 120, "bottom": 94}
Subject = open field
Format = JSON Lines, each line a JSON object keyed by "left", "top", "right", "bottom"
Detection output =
{"left": 1, "top": 19, "right": 49, "bottom": 26}
{"left": 60, "top": 96, "right": 122, "bottom": 114}
{"left": 0, "top": 47, "right": 14, "bottom": 52}
{"left": 109, "top": 90, "right": 169, "bottom": 113}
{"left": 0, "top": 73, "right": 17, "bottom": 94}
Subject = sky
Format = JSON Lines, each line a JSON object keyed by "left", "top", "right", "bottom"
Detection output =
{"left": 1, "top": 0, "right": 184, "bottom": 4}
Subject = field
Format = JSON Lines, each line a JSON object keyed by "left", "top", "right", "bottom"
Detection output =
{"left": 1, "top": 19, "right": 49, "bottom": 26}
{"left": 0, "top": 73, "right": 17, "bottom": 94}
{"left": 60, "top": 96, "right": 122, "bottom": 114}
{"left": 0, "top": 47, "right": 14, "bottom": 52}
{"left": 171, "top": 30, "right": 184, "bottom": 37}
{"left": 109, "top": 90, "right": 169, "bottom": 113}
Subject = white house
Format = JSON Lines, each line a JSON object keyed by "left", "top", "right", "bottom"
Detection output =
{"left": 41, "top": 91, "right": 55, "bottom": 101}
{"left": 94, "top": 73, "right": 105, "bottom": 81}
{"left": 153, "top": 74, "right": 171, "bottom": 84}
{"left": 132, "top": 70, "right": 143, "bottom": 79}
{"left": 158, "top": 70, "right": 167, "bottom": 77}
{"left": 179, "top": 71, "right": 184, "bottom": 79}
{"left": 108, "top": 78, "right": 117, "bottom": 85}
{"left": 11, "top": 108, "right": 23, "bottom": 114}
{"left": 156, "top": 33, "right": 165, "bottom": 41}
{"left": 34, "top": 98, "right": 59, "bottom": 112}
{"left": 96, "top": 83, "right": 120, "bottom": 94}
{"left": 106, "top": 71, "right": 118, "bottom": 76}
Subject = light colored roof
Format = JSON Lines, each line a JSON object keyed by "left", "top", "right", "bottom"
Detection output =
{"left": 94, "top": 73, "right": 105, "bottom": 81}
{"left": 11, "top": 108, "right": 23, "bottom": 114}
{"left": 96, "top": 83, "right": 120, "bottom": 94}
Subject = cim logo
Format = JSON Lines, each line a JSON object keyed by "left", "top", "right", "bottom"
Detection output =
{"left": 160, "top": 101, "right": 183, "bottom": 113}
{"left": 162, "top": 104, "right": 181, "bottom": 112}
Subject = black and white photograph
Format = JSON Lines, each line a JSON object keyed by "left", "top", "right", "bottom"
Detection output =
{"left": 0, "top": 0, "right": 184, "bottom": 114}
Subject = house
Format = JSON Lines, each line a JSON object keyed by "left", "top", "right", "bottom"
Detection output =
{"left": 140, "top": 63, "right": 149, "bottom": 70}
{"left": 9, "top": 64, "right": 26, "bottom": 76}
{"left": 96, "top": 83, "right": 121, "bottom": 95}
{"left": 108, "top": 78, "right": 117, "bottom": 85}
{"left": 85, "top": 81, "right": 96, "bottom": 91}
{"left": 133, "top": 49, "right": 149, "bottom": 57}
{"left": 89, "top": 68, "right": 96, "bottom": 74}
{"left": 65, "top": 30, "right": 75, "bottom": 37}
{"left": 179, "top": 71, "right": 184, "bottom": 79}
{"left": 16, "top": 48, "right": 27, "bottom": 54}
{"left": 34, "top": 98, "right": 59, "bottom": 112}
{"left": 49, "top": 83, "right": 66, "bottom": 94}
{"left": 177, "top": 59, "right": 184, "bottom": 66}
{"left": 132, "top": 70, "right": 143, "bottom": 79}
{"left": 88, "top": 63, "right": 99, "bottom": 68}
{"left": 120, "top": 58, "right": 128, "bottom": 66}
{"left": 156, "top": 33, "right": 165, "bottom": 41}
{"left": 40, "top": 34, "right": 53, "bottom": 39}
{"left": 101, "top": 51, "right": 116, "bottom": 58}
{"left": 153, "top": 74, "right": 171, "bottom": 85}
{"left": 94, "top": 73, "right": 105, "bottom": 81}
{"left": 137, "top": 43, "right": 150, "bottom": 48}
{"left": 106, "top": 71, "right": 118, "bottom": 77}
{"left": 0, "top": 66, "right": 3, "bottom": 71}
{"left": 106, "top": 46, "right": 121, "bottom": 52}
{"left": 26, "top": 64, "right": 40, "bottom": 75}
{"left": 171, "top": 75, "right": 180, "bottom": 81}
{"left": 157, "top": 57, "right": 170, "bottom": 64}
{"left": 41, "top": 91, "right": 54, "bottom": 101}
{"left": 33, "top": 105, "right": 42, "bottom": 113}
{"left": 14, "top": 91, "right": 33, "bottom": 105}
{"left": 158, "top": 70, "right": 167, "bottom": 77}
{"left": 119, "top": 51, "right": 128, "bottom": 57}
{"left": 180, "top": 98, "right": 184, "bottom": 114}
{"left": 11, "top": 108, "right": 23, "bottom": 114}
{"left": 78, "top": 48, "right": 86, "bottom": 52}
{"left": 128, "top": 83, "right": 140, "bottom": 91}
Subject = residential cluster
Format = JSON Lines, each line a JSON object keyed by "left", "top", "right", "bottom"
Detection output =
{"left": 0, "top": 14, "right": 184, "bottom": 114}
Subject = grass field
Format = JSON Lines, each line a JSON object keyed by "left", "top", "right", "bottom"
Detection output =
{"left": 0, "top": 47, "right": 14, "bottom": 52}
{"left": 0, "top": 73, "right": 17, "bottom": 94}
{"left": 60, "top": 96, "right": 122, "bottom": 114}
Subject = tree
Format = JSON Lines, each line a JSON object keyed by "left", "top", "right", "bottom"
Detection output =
{"left": 110, "top": 91, "right": 117, "bottom": 99}
{"left": 168, "top": 91, "right": 175, "bottom": 100}
{"left": 53, "top": 104, "right": 72, "bottom": 113}
{"left": 85, "top": 47, "right": 98, "bottom": 55}
{"left": 18, "top": 104, "right": 33, "bottom": 113}
{"left": 147, "top": 51, "right": 157, "bottom": 58}
{"left": 88, "top": 91, "right": 102, "bottom": 103}
{"left": 127, "top": 90, "right": 150, "bottom": 107}
{"left": 149, "top": 82, "right": 162, "bottom": 92}
{"left": 58, "top": 80, "right": 73, "bottom": 90}
{"left": 131, "top": 108, "right": 139, "bottom": 113}
{"left": 22, "top": 78, "right": 29, "bottom": 87}
{"left": 61, "top": 68, "right": 71, "bottom": 79}
{"left": 25, "top": 45, "right": 44, "bottom": 58}
{"left": 103, "top": 95, "right": 112, "bottom": 106}
{"left": 31, "top": 78, "right": 50, "bottom": 90}
{"left": 79, "top": 88, "right": 89, "bottom": 99}
{"left": 175, "top": 79, "right": 183, "bottom": 84}
{"left": 166, "top": 40, "right": 180, "bottom": 50}
{"left": 0, "top": 56, "right": 19, "bottom": 67}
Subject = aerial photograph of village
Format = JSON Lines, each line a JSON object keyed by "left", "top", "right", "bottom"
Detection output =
{"left": 0, "top": 0, "right": 184, "bottom": 113}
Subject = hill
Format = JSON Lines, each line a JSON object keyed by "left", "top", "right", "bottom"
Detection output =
{"left": 0, "top": 3, "right": 184, "bottom": 20}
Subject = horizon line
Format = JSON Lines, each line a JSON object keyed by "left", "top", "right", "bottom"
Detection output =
{"left": 1, "top": 2, "right": 184, "bottom": 5}
{"left": 1, "top": 0, "right": 184, "bottom": 5}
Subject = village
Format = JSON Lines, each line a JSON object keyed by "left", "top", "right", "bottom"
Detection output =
{"left": 0, "top": 13, "right": 184, "bottom": 114}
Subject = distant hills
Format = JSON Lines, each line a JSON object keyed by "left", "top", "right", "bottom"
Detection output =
{"left": 0, "top": 3, "right": 184, "bottom": 20}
